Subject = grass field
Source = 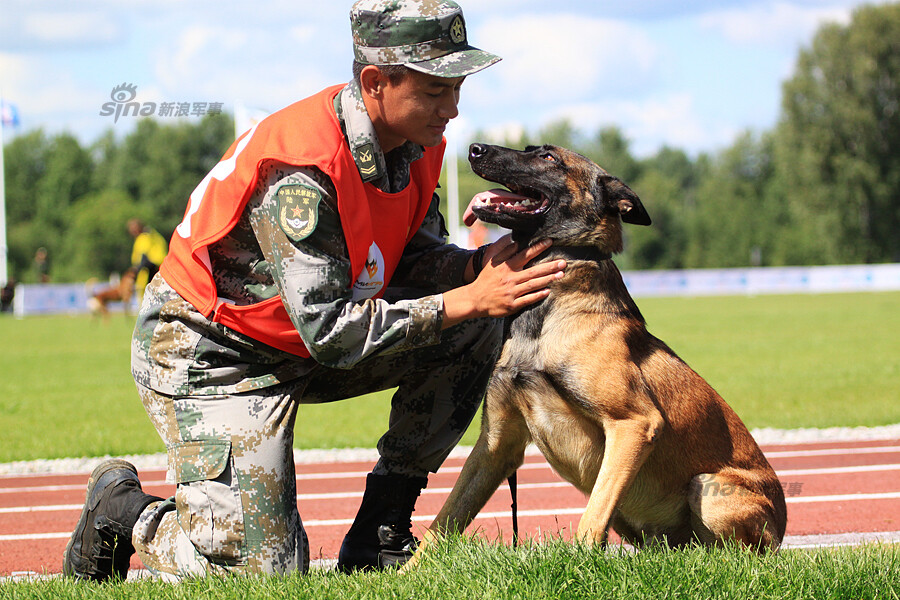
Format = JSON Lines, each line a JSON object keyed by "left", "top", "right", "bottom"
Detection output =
{"left": 2, "top": 537, "right": 898, "bottom": 599}
{"left": 0, "top": 291, "right": 897, "bottom": 463}
{"left": 1, "top": 293, "right": 898, "bottom": 596}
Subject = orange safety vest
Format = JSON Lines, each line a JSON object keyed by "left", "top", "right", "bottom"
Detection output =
{"left": 160, "top": 84, "right": 445, "bottom": 357}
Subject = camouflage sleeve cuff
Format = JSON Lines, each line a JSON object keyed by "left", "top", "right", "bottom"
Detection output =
{"left": 405, "top": 294, "right": 444, "bottom": 348}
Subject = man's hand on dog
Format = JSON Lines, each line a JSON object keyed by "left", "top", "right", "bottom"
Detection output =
{"left": 442, "top": 235, "right": 565, "bottom": 329}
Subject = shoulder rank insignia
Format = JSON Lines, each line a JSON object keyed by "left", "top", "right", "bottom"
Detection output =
{"left": 355, "top": 142, "right": 380, "bottom": 181}
{"left": 277, "top": 184, "right": 321, "bottom": 242}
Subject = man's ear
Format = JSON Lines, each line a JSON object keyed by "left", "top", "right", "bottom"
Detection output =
{"left": 359, "top": 65, "right": 387, "bottom": 98}
{"left": 598, "top": 174, "right": 652, "bottom": 226}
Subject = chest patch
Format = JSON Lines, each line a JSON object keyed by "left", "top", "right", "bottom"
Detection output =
{"left": 277, "top": 184, "right": 321, "bottom": 242}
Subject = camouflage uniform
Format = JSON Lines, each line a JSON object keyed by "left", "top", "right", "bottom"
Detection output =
{"left": 350, "top": 0, "right": 500, "bottom": 77}
{"left": 130, "top": 1, "right": 502, "bottom": 578}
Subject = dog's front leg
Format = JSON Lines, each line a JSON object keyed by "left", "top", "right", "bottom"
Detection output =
{"left": 404, "top": 392, "right": 530, "bottom": 571}
{"left": 577, "top": 415, "right": 662, "bottom": 543}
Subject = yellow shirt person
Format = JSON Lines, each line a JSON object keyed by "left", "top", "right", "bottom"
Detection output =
{"left": 128, "top": 219, "right": 168, "bottom": 299}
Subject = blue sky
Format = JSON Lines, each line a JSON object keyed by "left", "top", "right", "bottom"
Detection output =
{"left": 0, "top": 0, "right": 878, "bottom": 157}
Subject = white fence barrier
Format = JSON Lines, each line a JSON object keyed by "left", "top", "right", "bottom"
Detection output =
{"left": 622, "top": 263, "right": 900, "bottom": 298}
{"left": 5, "top": 263, "right": 900, "bottom": 317}
{"left": 10, "top": 282, "right": 136, "bottom": 317}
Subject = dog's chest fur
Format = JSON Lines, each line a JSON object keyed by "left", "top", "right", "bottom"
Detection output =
{"left": 491, "top": 255, "right": 642, "bottom": 491}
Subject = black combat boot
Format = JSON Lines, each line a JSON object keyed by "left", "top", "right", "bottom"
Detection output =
{"left": 337, "top": 472, "right": 427, "bottom": 572}
{"left": 63, "top": 459, "right": 163, "bottom": 582}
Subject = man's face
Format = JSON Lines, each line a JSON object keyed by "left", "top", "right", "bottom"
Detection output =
{"left": 377, "top": 69, "right": 465, "bottom": 150}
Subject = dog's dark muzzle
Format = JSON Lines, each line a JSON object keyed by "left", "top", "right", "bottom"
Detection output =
{"left": 468, "top": 144, "right": 553, "bottom": 229}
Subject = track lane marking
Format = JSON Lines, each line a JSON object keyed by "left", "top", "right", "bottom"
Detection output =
{"left": 3, "top": 462, "right": 900, "bottom": 496}
{"left": 3, "top": 492, "right": 900, "bottom": 541}
{"left": 0, "top": 482, "right": 573, "bottom": 514}
{"left": 765, "top": 445, "right": 900, "bottom": 458}
{"left": 785, "top": 491, "right": 900, "bottom": 504}
{"left": 0, "top": 463, "right": 900, "bottom": 500}
{"left": 6, "top": 490, "right": 900, "bottom": 543}
{"left": 778, "top": 463, "right": 900, "bottom": 476}
{"left": 0, "top": 461, "right": 554, "bottom": 494}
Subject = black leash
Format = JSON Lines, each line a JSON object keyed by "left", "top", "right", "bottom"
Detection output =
{"left": 504, "top": 247, "right": 609, "bottom": 549}
{"left": 508, "top": 470, "right": 519, "bottom": 547}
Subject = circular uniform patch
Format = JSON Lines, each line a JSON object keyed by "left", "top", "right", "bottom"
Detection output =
{"left": 277, "top": 184, "right": 321, "bottom": 242}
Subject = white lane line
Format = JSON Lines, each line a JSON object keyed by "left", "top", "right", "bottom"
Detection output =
{"left": 292, "top": 460, "right": 551, "bottom": 481}
{"left": 0, "top": 482, "right": 573, "bottom": 515}
{"left": 786, "top": 491, "right": 900, "bottom": 504}
{"left": 3, "top": 483, "right": 898, "bottom": 520}
{"left": 7, "top": 498, "right": 900, "bottom": 543}
{"left": 766, "top": 445, "right": 900, "bottom": 459}
{"left": 3, "top": 461, "right": 899, "bottom": 497}
{"left": 0, "top": 504, "right": 82, "bottom": 514}
{"left": 781, "top": 530, "right": 900, "bottom": 548}
{"left": 0, "top": 510, "right": 578, "bottom": 541}
{"left": 0, "top": 532, "right": 72, "bottom": 541}
{"left": 777, "top": 463, "right": 900, "bottom": 476}
{"left": 0, "top": 462, "right": 554, "bottom": 494}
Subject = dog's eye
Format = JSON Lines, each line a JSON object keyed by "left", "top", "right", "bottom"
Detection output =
{"left": 541, "top": 153, "right": 556, "bottom": 162}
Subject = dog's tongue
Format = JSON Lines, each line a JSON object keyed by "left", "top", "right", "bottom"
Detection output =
{"left": 463, "top": 189, "right": 530, "bottom": 226}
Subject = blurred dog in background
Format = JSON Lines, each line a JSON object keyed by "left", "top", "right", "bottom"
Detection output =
{"left": 86, "top": 268, "right": 137, "bottom": 319}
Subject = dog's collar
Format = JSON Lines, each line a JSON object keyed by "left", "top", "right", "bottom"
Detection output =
{"left": 552, "top": 246, "right": 612, "bottom": 264}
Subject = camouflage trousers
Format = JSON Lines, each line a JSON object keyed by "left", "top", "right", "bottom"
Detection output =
{"left": 132, "top": 316, "right": 502, "bottom": 579}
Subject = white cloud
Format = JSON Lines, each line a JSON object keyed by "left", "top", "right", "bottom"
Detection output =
{"left": 154, "top": 26, "right": 249, "bottom": 91}
{"left": 544, "top": 92, "right": 738, "bottom": 156}
{"left": 473, "top": 13, "right": 658, "bottom": 102}
{"left": 0, "top": 52, "right": 110, "bottom": 140}
{"left": 699, "top": 2, "right": 852, "bottom": 47}
{"left": 289, "top": 25, "right": 316, "bottom": 44}
{"left": 151, "top": 23, "right": 341, "bottom": 115}
{"left": 0, "top": 7, "right": 123, "bottom": 50}
{"left": 24, "top": 11, "right": 122, "bottom": 46}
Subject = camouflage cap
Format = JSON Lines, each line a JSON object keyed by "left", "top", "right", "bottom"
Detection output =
{"left": 350, "top": 0, "right": 501, "bottom": 78}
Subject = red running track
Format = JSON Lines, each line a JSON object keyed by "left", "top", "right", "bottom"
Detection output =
{"left": 1, "top": 438, "right": 898, "bottom": 577}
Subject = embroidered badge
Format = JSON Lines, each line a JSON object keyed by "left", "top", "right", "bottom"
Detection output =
{"left": 355, "top": 142, "right": 379, "bottom": 181}
{"left": 449, "top": 15, "right": 466, "bottom": 45}
{"left": 277, "top": 184, "right": 321, "bottom": 242}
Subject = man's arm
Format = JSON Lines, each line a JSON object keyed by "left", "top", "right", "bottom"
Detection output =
{"left": 251, "top": 164, "right": 565, "bottom": 366}
{"left": 441, "top": 237, "right": 564, "bottom": 330}
{"left": 250, "top": 166, "right": 445, "bottom": 368}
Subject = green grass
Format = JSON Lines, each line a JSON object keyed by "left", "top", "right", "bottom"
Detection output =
{"left": 2, "top": 537, "right": 899, "bottom": 599}
{"left": 0, "top": 291, "right": 897, "bottom": 463}
{"left": 637, "top": 291, "right": 900, "bottom": 429}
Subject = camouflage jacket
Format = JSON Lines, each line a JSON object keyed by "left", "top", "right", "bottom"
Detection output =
{"left": 132, "top": 81, "right": 472, "bottom": 396}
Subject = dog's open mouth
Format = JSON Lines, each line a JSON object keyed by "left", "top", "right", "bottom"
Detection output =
{"left": 464, "top": 186, "right": 551, "bottom": 226}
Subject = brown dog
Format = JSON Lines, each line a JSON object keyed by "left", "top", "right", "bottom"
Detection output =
{"left": 86, "top": 268, "right": 137, "bottom": 319}
{"left": 408, "top": 144, "right": 786, "bottom": 565}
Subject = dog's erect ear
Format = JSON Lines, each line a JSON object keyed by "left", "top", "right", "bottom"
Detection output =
{"left": 599, "top": 175, "right": 652, "bottom": 226}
